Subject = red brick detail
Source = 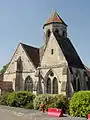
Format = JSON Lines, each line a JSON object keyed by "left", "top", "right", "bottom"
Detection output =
{"left": 0, "top": 81, "right": 12, "bottom": 91}
{"left": 44, "top": 12, "right": 66, "bottom": 26}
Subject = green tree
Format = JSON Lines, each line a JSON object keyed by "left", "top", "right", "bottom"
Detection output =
{"left": 0, "top": 64, "right": 9, "bottom": 74}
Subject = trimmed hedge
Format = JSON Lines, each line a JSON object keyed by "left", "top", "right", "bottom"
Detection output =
{"left": 33, "top": 94, "right": 54, "bottom": 110}
{"left": 69, "top": 91, "right": 90, "bottom": 118}
{"left": 0, "top": 92, "right": 9, "bottom": 105}
{"left": 7, "top": 91, "right": 35, "bottom": 109}
{"left": 0, "top": 92, "right": 68, "bottom": 112}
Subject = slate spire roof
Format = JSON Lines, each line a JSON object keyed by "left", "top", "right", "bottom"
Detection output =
{"left": 44, "top": 11, "right": 67, "bottom": 27}
{"left": 53, "top": 32, "right": 84, "bottom": 68}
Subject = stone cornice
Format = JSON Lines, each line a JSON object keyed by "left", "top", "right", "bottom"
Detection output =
{"left": 37, "top": 63, "right": 68, "bottom": 69}
{"left": 4, "top": 71, "right": 35, "bottom": 75}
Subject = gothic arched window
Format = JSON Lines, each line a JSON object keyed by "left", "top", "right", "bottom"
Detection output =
{"left": 46, "top": 77, "right": 51, "bottom": 94}
{"left": 71, "top": 72, "right": 80, "bottom": 92}
{"left": 51, "top": 49, "right": 54, "bottom": 55}
{"left": 62, "top": 31, "right": 66, "bottom": 37}
{"left": 53, "top": 77, "right": 58, "bottom": 94}
{"left": 17, "top": 57, "right": 22, "bottom": 71}
{"left": 55, "top": 29, "right": 59, "bottom": 34}
{"left": 71, "top": 78, "right": 76, "bottom": 91}
{"left": 88, "top": 77, "right": 90, "bottom": 90}
{"left": 84, "top": 71, "right": 89, "bottom": 90}
{"left": 76, "top": 72, "right": 80, "bottom": 91}
{"left": 46, "top": 29, "right": 51, "bottom": 38}
{"left": 37, "top": 79, "right": 43, "bottom": 94}
{"left": 77, "top": 78, "right": 80, "bottom": 91}
{"left": 24, "top": 76, "right": 33, "bottom": 92}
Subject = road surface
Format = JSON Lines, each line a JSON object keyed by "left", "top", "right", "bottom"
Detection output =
{"left": 0, "top": 105, "right": 87, "bottom": 120}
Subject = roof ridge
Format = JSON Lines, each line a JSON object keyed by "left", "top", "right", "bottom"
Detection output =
{"left": 20, "top": 42, "right": 39, "bottom": 49}
{"left": 52, "top": 12, "right": 55, "bottom": 22}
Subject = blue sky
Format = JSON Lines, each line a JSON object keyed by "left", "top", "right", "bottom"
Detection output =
{"left": 0, "top": 0, "right": 90, "bottom": 68}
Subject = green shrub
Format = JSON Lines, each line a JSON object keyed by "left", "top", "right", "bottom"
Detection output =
{"left": 7, "top": 91, "right": 35, "bottom": 108}
{"left": 69, "top": 91, "right": 90, "bottom": 118}
{"left": 33, "top": 94, "right": 54, "bottom": 110}
{"left": 0, "top": 92, "right": 9, "bottom": 105}
{"left": 24, "top": 101, "right": 34, "bottom": 109}
{"left": 33, "top": 94, "right": 68, "bottom": 112}
{"left": 52, "top": 94, "right": 68, "bottom": 113}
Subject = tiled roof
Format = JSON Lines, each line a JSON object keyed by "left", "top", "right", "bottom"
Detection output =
{"left": 44, "top": 12, "right": 67, "bottom": 27}
{"left": 53, "top": 32, "right": 84, "bottom": 68}
{"left": 21, "top": 43, "right": 40, "bottom": 68}
{"left": 39, "top": 45, "right": 45, "bottom": 62}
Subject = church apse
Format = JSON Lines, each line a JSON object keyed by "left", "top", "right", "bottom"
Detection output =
{"left": 67, "top": 67, "right": 88, "bottom": 97}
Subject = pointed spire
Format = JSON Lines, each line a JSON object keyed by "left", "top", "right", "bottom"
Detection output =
{"left": 43, "top": 11, "right": 67, "bottom": 27}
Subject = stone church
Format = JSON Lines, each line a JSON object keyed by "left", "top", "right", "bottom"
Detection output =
{"left": 3, "top": 12, "right": 90, "bottom": 97}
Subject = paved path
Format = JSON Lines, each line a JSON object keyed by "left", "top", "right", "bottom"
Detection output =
{"left": 0, "top": 105, "right": 87, "bottom": 120}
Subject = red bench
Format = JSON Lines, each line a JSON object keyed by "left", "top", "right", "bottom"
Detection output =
{"left": 88, "top": 114, "right": 90, "bottom": 120}
{"left": 48, "top": 108, "right": 63, "bottom": 117}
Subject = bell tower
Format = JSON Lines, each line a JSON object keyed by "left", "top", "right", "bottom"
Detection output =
{"left": 43, "top": 11, "right": 67, "bottom": 44}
